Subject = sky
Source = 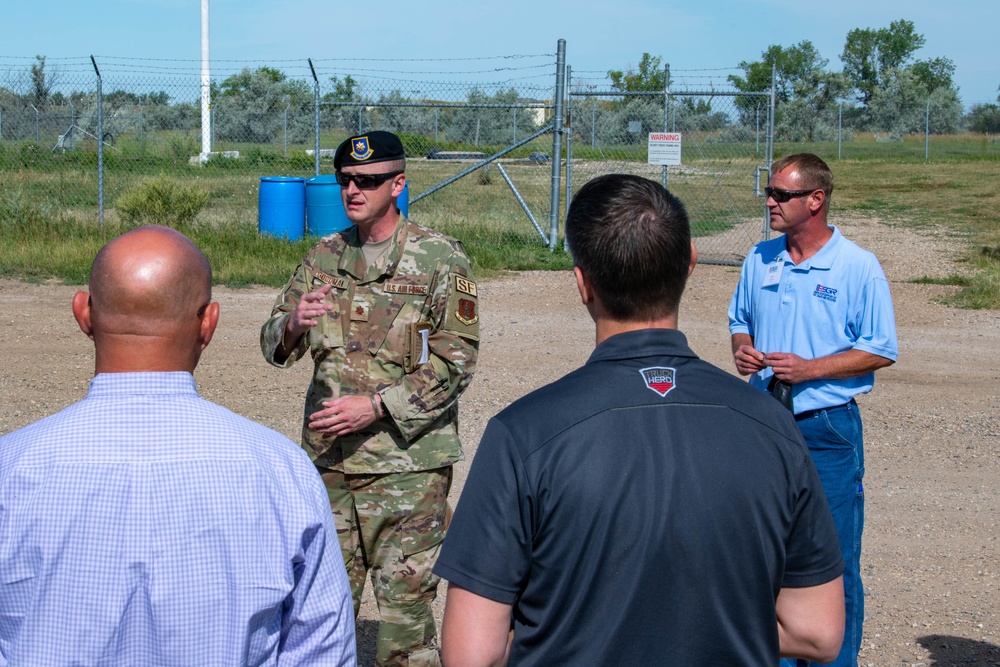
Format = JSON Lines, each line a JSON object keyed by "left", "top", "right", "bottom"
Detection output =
{"left": 3, "top": 0, "right": 998, "bottom": 106}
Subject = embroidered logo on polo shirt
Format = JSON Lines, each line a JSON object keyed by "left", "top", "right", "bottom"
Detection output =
{"left": 813, "top": 284, "right": 838, "bottom": 302}
{"left": 640, "top": 367, "right": 676, "bottom": 397}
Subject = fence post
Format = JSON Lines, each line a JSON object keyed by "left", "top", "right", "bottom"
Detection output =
{"left": 764, "top": 64, "right": 776, "bottom": 242}
{"left": 30, "top": 104, "right": 39, "bottom": 142}
{"left": 838, "top": 101, "right": 843, "bottom": 159}
{"left": 925, "top": 99, "right": 930, "bottom": 160}
{"left": 564, "top": 65, "right": 573, "bottom": 219}
{"left": 548, "top": 39, "right": 567, "bottom": 251}
{"left": 309, "top": 58, "right": 320, "bottom": 176}
{"left": 91, "top": 56, "right": 104, "bottom": 231}
{"left": 662, "top": 63, "right": 669, "bottom": 189}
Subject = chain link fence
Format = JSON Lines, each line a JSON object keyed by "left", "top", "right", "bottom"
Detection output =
{"left": 0, "top": 54, "right": 562, "bottom": 260}
{"left": 2, "top": 51, "right": 998, "bottom": 266}
{"left": 568, "top": 82, "right": 773, "bottom": 264}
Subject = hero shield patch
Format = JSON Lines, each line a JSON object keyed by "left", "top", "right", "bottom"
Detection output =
{"left": 456, "top": 298, "right": 478, "bottom": 325}
{"left": 350, "top": 136, "right": 374, "bottom": 161}
{"left": 640, "top": 367, "right": 676, "bottom": 397}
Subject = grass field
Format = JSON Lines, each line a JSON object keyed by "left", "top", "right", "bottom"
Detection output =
{"left": 1, "top": 132, "right": 998, "bottom": 306}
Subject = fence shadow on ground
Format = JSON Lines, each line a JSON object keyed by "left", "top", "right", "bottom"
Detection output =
{"left": 917, "top": 634, "right": 1000, "bottom": 665}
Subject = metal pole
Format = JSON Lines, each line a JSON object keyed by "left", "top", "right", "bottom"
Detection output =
{"left": 91, "top": 56, "right": 104, "bottom": 231}
{"left": 513, "top": 107, "right": 517, "bottom": 144}
{"left": 564, "top": 65, "right": 573, "bottom": 219}
{"left": 309, "top": 58, "right": 320, "bottom": 175}
{"left": 925, "top": 100, "right": 930, "bottom": 160}
{"left": 283, "top": 103, "right": 288, "bottom": 156}
{"left": 547, "top": 38, "right": 567, "bottom": 251}
{"left": 591, "top": 106, "right": 595, "bottom": 147}
{"left": 662, "top": 63, "right": 669, "bottom": 189}
{"left": 475, "top": 118, "right": 480, "bottom": 146}
{"left": 435, "top": 109, "right": 439, "bottom": 143}
{"left": 200, "top": 0, "right": 211, "bottom": 161}
{"left": 764, "top": 64, "right": 777, "bottom": 242}
{"left": 30, "top": 104, "right": 39, "bottom": 142}
{"left": 755, "top": 105, "right": 760, "bottom": 155}
{"left": 838, "top": 102, "right": 843, "bottom": 160}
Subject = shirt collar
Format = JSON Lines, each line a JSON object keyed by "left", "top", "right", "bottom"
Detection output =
{"left": 587, "top": 328, "right": 697, "bottom": 365}
{"left": 339, "top": 213, "right": 407, "bottom": 282}
{"left": 87, "top": 372, "right": 199, "bottom": 398}
{"left": 779, "top": 225, "right": 844, "bottom": 270}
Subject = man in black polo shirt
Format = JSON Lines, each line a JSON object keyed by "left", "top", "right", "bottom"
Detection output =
{"left": 433, "top": 174, "right": 846, "bottom": 666}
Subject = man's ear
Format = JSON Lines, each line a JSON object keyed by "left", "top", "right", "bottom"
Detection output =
{"left": 808, "top": 189, "right": 826, "bottom": 214}
{"left": 573, "top": 266, "right": 594, "bottom": 305}
{"left": 198, "top": 301, "right": 220, "bottom": 351}
{"left": 688, "top": 241, "right": 698, "bottom": 277}
{"left": 72, "top": 291, "right": 95, "bottom": 340}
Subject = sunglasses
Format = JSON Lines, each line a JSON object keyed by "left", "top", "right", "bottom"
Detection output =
{"left": 335, "top": 171, "right": 403, "bottom": 190}
{"left": 764, "top": 186, "right": 817, "bottom": 203}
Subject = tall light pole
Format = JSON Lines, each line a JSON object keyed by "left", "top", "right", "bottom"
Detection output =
{"left": 199, "top": 0, "right": 211, "bottom": 162}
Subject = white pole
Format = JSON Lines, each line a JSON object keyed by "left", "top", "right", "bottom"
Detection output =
{"left": 200, "top": 0, "right": 211, "bottom": 162}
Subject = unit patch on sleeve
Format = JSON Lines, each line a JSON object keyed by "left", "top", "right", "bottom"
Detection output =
{"left": 454, "top": 276, "right": 478, "bottom": 297}
{"left": 640, "top": 367, "right": 676, "bottom": 397}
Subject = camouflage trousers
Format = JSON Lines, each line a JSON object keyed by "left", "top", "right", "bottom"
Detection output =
{"left": 318, "top": 466, "right": 452, "bottom": 667}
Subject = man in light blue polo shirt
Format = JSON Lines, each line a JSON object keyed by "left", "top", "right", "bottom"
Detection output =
{"left": 729, "top": 153, "right": 898, "bottom": 667}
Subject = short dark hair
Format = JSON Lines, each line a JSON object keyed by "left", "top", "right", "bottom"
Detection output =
{"left": 771, "top": 153, "right": 834, "bottom": 205}
{"left": 566, "top": 174, "right": 691, "bottom": 321}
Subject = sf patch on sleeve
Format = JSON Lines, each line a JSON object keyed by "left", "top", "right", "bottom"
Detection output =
{"left": 444, "top": 274, "right": 480, "bottom": 340}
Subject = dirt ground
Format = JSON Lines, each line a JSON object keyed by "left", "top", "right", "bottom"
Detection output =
{"left": 1, "top": 215, "right": 998, "bottom": 666}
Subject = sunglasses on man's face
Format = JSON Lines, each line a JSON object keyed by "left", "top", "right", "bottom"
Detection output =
{"left": 764, "top": 186, "right": 817, "bottom": 203}
{"left": 335, "top": 171, "right": 403, "bottom": 190}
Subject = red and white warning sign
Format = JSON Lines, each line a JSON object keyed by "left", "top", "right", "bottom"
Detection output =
{"left": 648, "top": 132, "right": 682, "bottom": 166}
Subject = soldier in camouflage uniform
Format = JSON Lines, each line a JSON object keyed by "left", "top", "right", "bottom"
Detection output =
{"left": 261, "top": 131, "right": 479, "bottom": 667}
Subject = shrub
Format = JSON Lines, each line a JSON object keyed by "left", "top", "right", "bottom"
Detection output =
{"left": 115, "top": 176, "right": 210, "bottom": 227}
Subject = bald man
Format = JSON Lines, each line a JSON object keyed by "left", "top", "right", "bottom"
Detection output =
{"left": 0, "top": 226, "right": 356, "bottom": 666}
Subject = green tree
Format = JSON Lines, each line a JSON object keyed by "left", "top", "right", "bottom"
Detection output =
{"left": 729, "top": 41, "right": 851, "bottom": 140}
{"left": 608, "top": 53, "right": 667, "bottom": 93}
{"left": 213, "top": 67, "right": 312, "bottom": 143}
{"left": 966, "top": 103, "right": 1000, "bottom": 134}
{"left": 867, "top": 67, "right": 963, "bottom": 135}
{"left": 29, "top": 55, "right": 54, "bottom": 109}
{"left": 842, "top": 19, "right": 926, "bottom": 105}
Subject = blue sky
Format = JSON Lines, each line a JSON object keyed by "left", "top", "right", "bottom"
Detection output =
{"left": 3, "top": 0, "right": 997, "bottom": 105}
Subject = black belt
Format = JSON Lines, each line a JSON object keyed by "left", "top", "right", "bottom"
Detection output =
{"left": 794, "top": 399, "right": 856, "bottom": 421}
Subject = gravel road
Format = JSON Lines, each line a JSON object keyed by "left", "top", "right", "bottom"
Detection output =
{"left": 1, "top": 215, "right": 997, "bottom": 665}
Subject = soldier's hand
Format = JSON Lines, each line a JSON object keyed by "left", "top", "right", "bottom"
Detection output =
{"left": 308, "top": 395, "right": 377, "bottom": 436}
{"left": 734, "top": 344, "right": 767, "bottom": 376}
{"left": 287, "top": 284, "right": 334, "bottom": 339}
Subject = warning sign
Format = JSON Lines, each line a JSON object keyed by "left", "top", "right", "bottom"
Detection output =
{"left": 648, "top": 132, "right": 682, "bottom": 166}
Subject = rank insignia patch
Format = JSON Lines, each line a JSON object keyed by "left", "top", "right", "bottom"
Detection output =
{"left": 640, "top": 367, "right": 676, "bottom": 397}
{"left": 456, "top": 298, "right": 478, "bottom": 325}
{"left": 350, "top": 136, "right": 374, "bottom": 161}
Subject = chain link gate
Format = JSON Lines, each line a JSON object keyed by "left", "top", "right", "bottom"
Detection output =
{"left": 320, "top": 98, "right": 558, "bottom": 251}
{"left": 566, "top": 82, "right": 774, "bottom": 265}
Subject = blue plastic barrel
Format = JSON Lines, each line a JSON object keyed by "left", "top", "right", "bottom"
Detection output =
{"left": 398, "top": 181, "right": 409, "bottom": 218}
{"left": 305, "top": 175, "right": 352, "bottom": 237}
{"left": 258, "top": 176, "right": 305, "bottom": 240}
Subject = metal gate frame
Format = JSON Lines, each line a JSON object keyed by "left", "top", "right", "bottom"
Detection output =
{"left": 564, "top": 68, "right": 775, "bottom": 265}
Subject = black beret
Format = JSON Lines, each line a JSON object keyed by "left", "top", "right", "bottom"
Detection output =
{"left": 334, "top": 131, "right": 405, "bottom": 169}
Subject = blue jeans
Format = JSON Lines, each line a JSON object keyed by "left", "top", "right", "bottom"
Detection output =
{"left": 781, "top": 400, "right": 864, "bottom": 667}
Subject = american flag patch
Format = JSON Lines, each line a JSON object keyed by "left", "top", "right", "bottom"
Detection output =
{"left": 813, "top": 284, "right": 838, "bottom": 302}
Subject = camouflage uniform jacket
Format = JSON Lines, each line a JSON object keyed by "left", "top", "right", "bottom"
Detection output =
{"left": 261, "top": 214, "right": 480, "bottom": 474}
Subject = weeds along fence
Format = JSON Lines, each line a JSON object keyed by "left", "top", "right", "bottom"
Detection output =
{"left": 3, "top": 47, "right": 998, "bottom": 268}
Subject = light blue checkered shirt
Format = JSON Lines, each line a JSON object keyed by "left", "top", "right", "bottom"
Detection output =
{"left": 0, "top": 372, "right": 356, "bottom": 666}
